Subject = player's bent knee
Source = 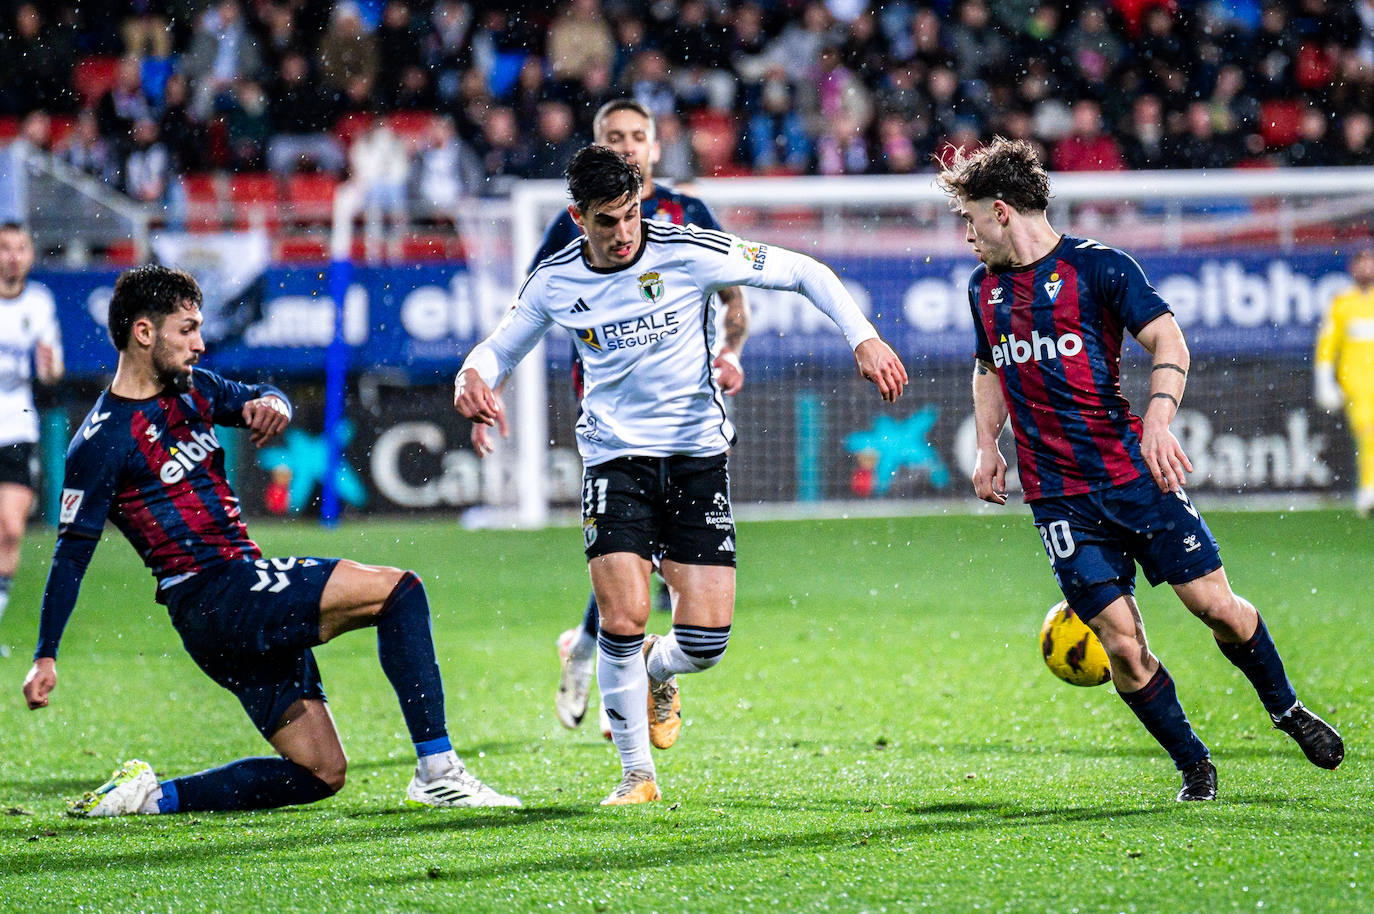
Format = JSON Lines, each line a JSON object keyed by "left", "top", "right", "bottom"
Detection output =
{"left": 674, "top": 624, "right": 731, "bottom": 672}
{"left": 316, "top": 757, "right": 347, "bottom": 794}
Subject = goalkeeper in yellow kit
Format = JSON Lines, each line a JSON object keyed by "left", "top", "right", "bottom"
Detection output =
{"left": 1315, "top": 247, "right": 1374, "bottom": 517}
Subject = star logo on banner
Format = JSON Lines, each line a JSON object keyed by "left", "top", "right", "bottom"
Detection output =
{"left": 843, "top": 406, "right": 949, "bottom": 495}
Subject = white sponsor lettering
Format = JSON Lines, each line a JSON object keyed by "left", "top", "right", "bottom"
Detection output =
{"left": 990, "top": 330, "right": 1084, "bottom": 367}
{"left": 158, "top": 427, "right": 221, "bottom": 485}
{"left": 243, "top": 284, "right": 369, "bottom": 346}
{"left": 1174, "top": 409, "right": 1331, "bottom": 488}
{"left": 400, "top": 273, "right": 513, "bottom": 341}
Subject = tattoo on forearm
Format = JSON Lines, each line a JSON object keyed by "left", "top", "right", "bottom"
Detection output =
{"left": 1152, "top": 363, "right": 1187, "bottom": 377}
{"left": 1151, "top": 392, "right": 1179, "bottom": 407}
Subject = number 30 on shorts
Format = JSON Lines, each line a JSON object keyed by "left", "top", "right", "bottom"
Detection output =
{"left": 1037, "top": 520, "right": 1076, "bottom": 561}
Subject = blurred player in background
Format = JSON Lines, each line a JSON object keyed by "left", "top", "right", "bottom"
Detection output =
{"left": 470, "top": 100, "right": 750, "bottom": 736}
{"left": 0, "top": 222, "right": 62, "bottom": 651}
{"left": 943, "top": 138, "right": 1343, "bottom": 802}
{"left": 1314, "top": 246, "right": 1374, "bottom": 517}
{"left": 456, "top": 145, "right": 905, "bottom": 804}
{"left": 24, "top": 265, "right": 518, "bottom": 816}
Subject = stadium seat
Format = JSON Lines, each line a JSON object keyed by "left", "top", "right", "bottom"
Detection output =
{"left": 334, "top": 112, "right": 375, "bottom": 149}
{"left": 1259, "top": 100, "right": 1302, "bottom": 149}
{"left": 49, "top": 116, "right": 77, "bottom": 149}
{"left": 72, "top": 55, "right": 121, "bottom": 107}
{"left": 182, "top": 173, "right": 222, "bottom": 231}
{"left": 228, "top": 173, "right": 282, "bottom": 230}
{"left": 105, "top": 239, "right": 138, "bottom": 265}
{"left": 399, "top": 233, "right": 462, "bottom": 262}
{"left": 0, "top": 116, "right": 21, "bottom": 143}
{"left": 285, "top": 173, "right": 339, "bottom": 226}
{"left": 275, "top": 236, "right": 330, "bottom": 263}
{"left": 386, "top": 111, "right": 435, "bottom": 147}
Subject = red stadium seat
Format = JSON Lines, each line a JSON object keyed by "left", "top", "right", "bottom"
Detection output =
{"left": 228, "top": 173, "right": 282, "bottom": 230}
{"left": 105, "top": 239, "right": 138, "bottom": 265}
{"left": 386, "top": 111, "right": 436, "bottom": 146}
{"left": 334, "top": 112, "right": 375, "bottom": 149}
{"left": 72, "top": 55, "right": 121, "bottom": 107}
{"left": 689, "top": 111, "right": 739, "bottom": 178}
{"left": 0, "top": 117, "right": 19, "bottom": 143}
{"left": 275, "top": 236, "right": 330, "bottom": 262}
{"left": 399, "top": 233, "right": 462, "bottom": 261}
{"left": 182, "top": 173, "right": 222, "bottom": 231}
{"left": 285, "top": 173, "right": 339, "bottom": 226}
{"left": 1259, "top": 100, "right": 1302, "bottom": 149}
{"left": 49, "top": 116, "right": 77, "bottom": 148}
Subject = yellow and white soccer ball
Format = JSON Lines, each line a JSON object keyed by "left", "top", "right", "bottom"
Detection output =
{"left": 1040, "top": 600, "right": 1112, "bottom": 687}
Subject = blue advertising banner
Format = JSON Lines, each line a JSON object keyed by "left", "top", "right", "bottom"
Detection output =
{"left": 38, "top": 246, "right": 1350, "bottom": 379}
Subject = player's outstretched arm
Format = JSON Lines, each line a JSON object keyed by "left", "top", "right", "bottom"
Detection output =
{"left": 22, "top": 658, "right": 55, "bottom": 709}
{"left": 713, "top": 285, "right": 749, "bottom": 395}
{"left": 972, "top": 361, "right": 1009, "bottom": 505}
{"left": 454, "top": 368, "right": 503, "bottom": 427}
{"left": 1135, "top": 314, "right": 1194, "bottom": 493}
{"left": 854, "top": 338, "right": 908, "bottom": 402}
{"left": 242, "top": 395, "right": 291, "bottom": 447}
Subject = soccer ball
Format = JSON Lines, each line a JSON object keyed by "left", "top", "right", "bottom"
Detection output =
{"left": 1040, "top": 600, "right": 1112, "bottom": 687}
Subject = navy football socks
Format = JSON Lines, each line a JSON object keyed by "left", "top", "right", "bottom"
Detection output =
{"left": 582, "top": 591, "right": 599, "bottom": 638}
{"left": 1215, "top": 615, "right": 1298, "bottom": 718}
{"left": 376, "top": 572, "right": 448, "bottom": 744}
{"left": 158, "top": 757, "right": 334, "bottom": 813}
{"left": 1118, "top": 665, "right": 1210, "bottom": 770}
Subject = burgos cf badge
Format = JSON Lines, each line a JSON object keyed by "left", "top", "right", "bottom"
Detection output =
{"left": 577, "top": 327, "right": 602, "bottom": 351}
{"left": 638, "top": 271, "right": 664, "bottom": 303}
{"left": 1044, "top": 271, "right": 1064, "bottom": 302}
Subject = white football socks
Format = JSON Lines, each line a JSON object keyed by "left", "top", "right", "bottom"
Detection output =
{"left": 597, "top": 633, "right": 654, "bottom": 775}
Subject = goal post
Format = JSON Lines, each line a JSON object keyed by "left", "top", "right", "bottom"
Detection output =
{"left": 497, "top": 168, "right": 1374, "bottom": 526}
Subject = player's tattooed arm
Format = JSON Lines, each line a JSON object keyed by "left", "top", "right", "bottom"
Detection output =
{"left": 714, "top": 285, "right": 749, "bottom": 395}
{"left": 1134, "top": 314, "right": 1193, "bottom": 492}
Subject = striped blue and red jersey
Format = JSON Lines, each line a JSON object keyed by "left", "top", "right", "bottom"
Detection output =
{"left": 34, "top": 369, "right": 290, "bottom": 658}
{"left": 969, "top": 235, "right": 1171, "bottom": 502}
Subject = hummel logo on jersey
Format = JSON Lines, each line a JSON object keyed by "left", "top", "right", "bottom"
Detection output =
{"left": 989, "top": 286, "right": 1004, "bottom": 304}
{"left": 1044, "top": 272, "right": 1063, "bottom": 302}
{"left": 83, "top": 410, "right": 111, "bottom": 440}
{"left": 569, "top": 298, "right": 591, "bottom": 314}
{"left": 991, "top": 330, "right": 1084, "bottom": 368}
{"left": 1183, "top": 534, "right": 1201, "bottom": 553}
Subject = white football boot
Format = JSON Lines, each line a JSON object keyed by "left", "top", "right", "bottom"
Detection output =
{"left": 69, "top": 759, "right": 159, "bottom": 817}
{"left": 556, "top": 627, "right": 594, "bottom": 729}
{"left": 405, "top": 763, "right": 522, "bottom": 808}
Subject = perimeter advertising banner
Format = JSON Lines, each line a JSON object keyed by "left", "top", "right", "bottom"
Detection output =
{"left": 32, "top": 245, "right": 1359, "bottom": 512}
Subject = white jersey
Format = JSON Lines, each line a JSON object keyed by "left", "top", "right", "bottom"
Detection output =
{"left": 464, "top": 220, "right": 878, "bottom": 466}
{"left": 0, "top": 281, "right": 61, "bottom": 447}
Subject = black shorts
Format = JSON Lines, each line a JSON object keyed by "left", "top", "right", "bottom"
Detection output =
{"left": 581, "top": 454, "right": 736, "bottom": 567}
{"left": 0, "top": 442, "right": 36, "bottom": 488}
{"left": 165, "top": 556, "right": 339, "bottom": 737}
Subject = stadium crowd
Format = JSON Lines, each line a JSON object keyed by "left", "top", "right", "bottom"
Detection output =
{"left": 0, "top": 0, "right": 1372, "bottom": 215}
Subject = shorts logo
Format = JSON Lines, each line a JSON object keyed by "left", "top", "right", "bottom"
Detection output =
{"left": 638, "top": 271, "right": 664, "bottom": 303}
{"left": 251, "top": 557, "right": 296, "bottom": 592}
{"left": 718, "top": 535, "right": 735, "bottom": 552}
{"left": 59, "top": 488, "right": 84, "bottom": 524}
{"left": 706, "top": 491, "right": 733, "bottom": 530}
{"left": 577, "top": 326, "right": 602, "bottom": 352}
{"left": 582, "top": 517, "right": 598, "bottom": 549}
{"left": 1044, "top": 272, "right": 1063, "bottom": 302}
{"left": 1183, "top": 534, "right": 1201, "bottom": 553}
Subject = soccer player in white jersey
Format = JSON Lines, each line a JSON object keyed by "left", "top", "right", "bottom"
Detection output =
{"left": 0, "top": 223, "right": 62, "bottom": 644}
{"left": 454, "top": 145, "right": 908, "bottom": 805}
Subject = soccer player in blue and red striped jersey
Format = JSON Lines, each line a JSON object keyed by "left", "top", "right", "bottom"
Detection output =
{"left": 22, "top": 265, "right": 519, "bottom": 816}
{"left": 940, "top": 137, "right": 1343, "bottom": 801}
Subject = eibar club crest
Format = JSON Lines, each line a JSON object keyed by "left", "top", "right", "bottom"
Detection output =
{"left": 1044, "top": 272, "right": 1064, "bottom": 302}
{"left": 638, "top": 271, "right": 664, "bottom": 303}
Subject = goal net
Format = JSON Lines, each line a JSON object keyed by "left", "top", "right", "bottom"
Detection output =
{"left": 496, "top": 168, "right": 1374, "bottom": 525}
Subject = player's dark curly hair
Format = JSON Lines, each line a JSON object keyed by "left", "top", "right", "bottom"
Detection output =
{"left": 108, "top": 264, "right": 203, "bottom": 351}
{"left": 937, "top": 137, "right": 1051, "bottom": 213}
{"left": 566, "top": 144, "right": 643, "bottom": 213}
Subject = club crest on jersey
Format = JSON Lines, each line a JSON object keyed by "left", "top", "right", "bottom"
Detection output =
{"left": 159, "top": 426, "right": 222, "bottom": 484}
{"left": 577, "top": 326, "right": 602, "bottom": 352}
{"left": 1044, "top": 272, "right": 1064, "bottom": 302}
{"left": 637, "top": 271, "right": 664, "bottom": 303}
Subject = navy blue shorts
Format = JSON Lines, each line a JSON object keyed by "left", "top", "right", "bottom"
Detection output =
{"left": 581, "top": 454, "right": 736, "bottom": 566}
{"left": 165, "top": 556, "right": 339, "bottom": 737}
{"left": 1029, "top": 476, "right": 1222, "bottom": 622}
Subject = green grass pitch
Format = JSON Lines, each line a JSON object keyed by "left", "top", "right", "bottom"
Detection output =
{"left": 2, "top": 510, "right": 1369, "bottom": 912}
